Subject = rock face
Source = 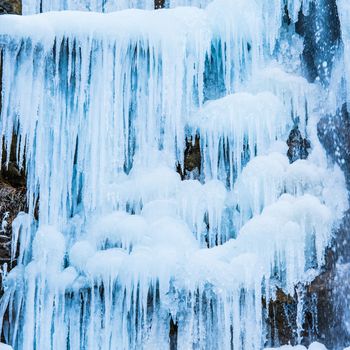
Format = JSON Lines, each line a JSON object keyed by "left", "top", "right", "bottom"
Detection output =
{"left": 0, "top": 1, "right": 348, "bottom": 349}
{"left": 0, "top": 136, "right": 27, "bottom": 267}
{"left": 0, "top": 0, "right": 21, "bottom": 14}
{"left": 0, "top": 0, "right": 26, "bottom": 268}
{"left": 287, "top": 126, "right": 311, "bottom": 163}
{"left": 154, "top": 0, "right": 165, "bottom": 9}
{"left": 177, "top": 135, "right": 201, "bottom": 180}
{"left": 295, "top": 0, "right": 341, "bottom": 84}
{"left": 0, "top": 182, "right": 26, "bottom": 266}
{"left": 299, "top": 210, "right": 350, "bottom": 349}
{"left": 270, "top": 104, "right": 350, "bottom": 349}
{"left": 264, "top": 289, "right": 298, "bottom": 347}
{"left": 269, "top": 103, "right": 350, "bottom": 349}
{"left": 318, "top": 104, "right": 350, "bottom": 190}
{"left": 305, "top": 104, "right": 350, "bottom": 348}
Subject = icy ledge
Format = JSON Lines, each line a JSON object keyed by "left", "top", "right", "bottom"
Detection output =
{"left": 0, "top": 343, "right": 13, "bottom": 350}
{"left": 265, "top": 342, "right": 350, "bottom": 350}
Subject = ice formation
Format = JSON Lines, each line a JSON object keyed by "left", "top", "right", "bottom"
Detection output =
{"left": 20, "top": 0, "right": 310, "bottom": 17}
{"left": 264, "top": 342, "right": 328, "bottom": 350}
{"left": 0, "top": 0, "right": 348, "bottom": 349}
{"left": 0, "top": 343, "right": 13, "bottom": 350}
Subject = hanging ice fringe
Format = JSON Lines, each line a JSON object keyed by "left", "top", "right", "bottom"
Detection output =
{"left": 0, "top": 0, "right": 347, "bottom": 349}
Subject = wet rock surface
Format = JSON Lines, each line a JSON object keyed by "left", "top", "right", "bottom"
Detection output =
{"left": 316, "top": 105, "right": 350, "bottom": 341}
{"left": 318, "top": 104, "right": 350, "bottom": 191}
{"left": 264, "top": 289, "right": 298, "bottom": 347}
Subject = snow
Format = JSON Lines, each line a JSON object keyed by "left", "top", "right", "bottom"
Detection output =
{"left": 0, "top": 0, "right": 348, "bottom": 349}
{"left": 0, "top": 344, "right": 13, "bottom": 350}
{"left": 69, "top": 240, "right": 96, "bottom": 271}
{"left": 85, "top": 248, "right": 127, "bottom": 280}
{"left": 32, "top": 226, "right": 66, "bottom": 270}
{"left": 265, "top": 343, "right": 328, "bottom": 350}
{"left": 20, "top": 0, "right": 310, "bottom": 19}
{"left": 194, "top": 92, "right": 288, "bottom": 187}
{"left": 89, "top": 211, "right": 148, "bottom": 251}
{"left": 308, "top": 343, "right": 328, "bottom": 350}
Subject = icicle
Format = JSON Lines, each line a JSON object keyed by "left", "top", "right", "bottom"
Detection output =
{"left": 194, "top": 92, "right": 287, "bottom": 188}
{"left": 0, "top": 1, "right": 348, "bottom": 349}
{"left": 296, "top": 284, "right": 306, "bottom": 344}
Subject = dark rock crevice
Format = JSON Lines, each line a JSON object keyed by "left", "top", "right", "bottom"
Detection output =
{"left": 176, "top": 135, "right": 201, "bottom": 181}
{"left": 287, "top": 126, "right": 311, "bottom": 163}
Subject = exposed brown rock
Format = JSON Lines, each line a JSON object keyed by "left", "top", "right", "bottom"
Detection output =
{"left": 0, "top": 0, "right": 21, "bottom": 14}
{"left": 264, "top": 288, "right": 298, "bottom": 347}
{"left": 0, "top": 181, "right": 26, "bottom": 266}
{"left": 1, "top": 135, "right": 26, "bottom": 189}
{"left": 177, "top": 135, "right": 201, "bottom": 180}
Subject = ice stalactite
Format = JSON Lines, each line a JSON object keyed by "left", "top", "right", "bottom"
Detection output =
{"left": 20, "top": 0, "right": 311, "bottom": 17}
{"left": 0, "top": 0, "right": 348, "bottom": 349}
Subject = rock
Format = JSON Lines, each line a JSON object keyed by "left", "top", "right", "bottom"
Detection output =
{"left": 169, "top": 317, "right": 178, "bottom": 350}
{"left": 289, "top": 105, "right": 350, "bottom": 347}
{"left": 264, "top": 288, "right": 298, "bottom": 347}
{"left": 0, "top": 182, "right": 26, "bottom": 266}
{"left": 177, "top": 135, "right": 201, "bottom": 180}
{"left": 0, "top": 0, "right": 21, "bottom": 14}
{"left": 154, "top": 0, "right": 165, "bottom": 9}
{"left": 308, "top": 342, "right": 328, "bottom": 350}
{"left": 304, "top": 210, "right": 350, "bottom": 349}
{"left": 0, "top": 136, "right": 28, "bottom": 269}
{"left": 295, "top": 0, "right": 341, "bottom": 84}
{"left": 1, "top": 162, "right": 26, "bottom": 188}
{"left": 0, "top": 343, "right": 13, "bottom": 350}
{"left": 287, "top": 126, "right": 311, "bottom": 163}
{"left": 1, "top": 134, "right": 26, "bottom": 189}
{"left": 318, "top": 104, "right": 350, "bottom": 190}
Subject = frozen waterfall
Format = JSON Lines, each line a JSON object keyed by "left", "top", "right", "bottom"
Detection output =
{"left": 0, "top": 0, "right": 348, "bottom": 349}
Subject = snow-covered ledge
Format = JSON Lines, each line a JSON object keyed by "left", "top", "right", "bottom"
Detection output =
{"left": 0, "top": 343, "right": 13, "bottom": 350}
{"left": 265, "top": 342, "right": 350, "bottom": 350}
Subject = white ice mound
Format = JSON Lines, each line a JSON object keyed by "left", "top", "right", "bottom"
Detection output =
{"left": 194, "top": 92, "right": 288, "bottom": 186}
{"left": 32, "top": 225, "right": 65, "bottom": 270}
{"left": 265, "top": 342, "right": 328, "bottom": 350}
{"left": 232, "top": 152, "right": 348, "bottom": 232}
{"left": 0, "top": 343, "right": 13, "bottom": 350}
